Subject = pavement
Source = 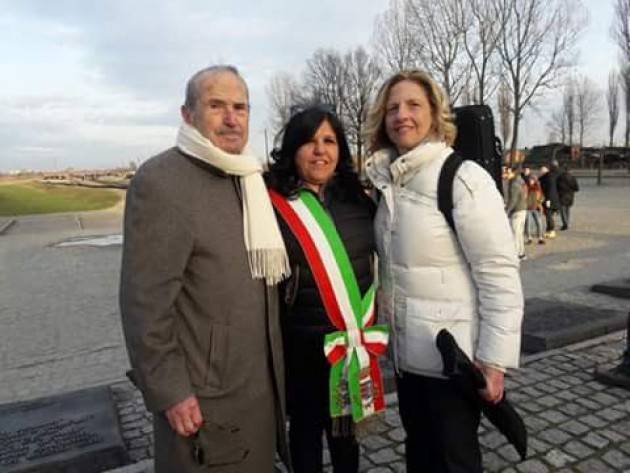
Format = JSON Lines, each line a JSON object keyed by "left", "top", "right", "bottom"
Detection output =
{"left": 105, "top": 330, "right": 630, "bottom": 473}
{"left": 0, "top": 204, "right": 126, "bottom": 403}
{"left": 1, "top": 180, "right": 629, "bottom": 472}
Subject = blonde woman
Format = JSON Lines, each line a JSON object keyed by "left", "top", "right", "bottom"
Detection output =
{"left": 364, "top": 70, "right": 524, "bottom": 472}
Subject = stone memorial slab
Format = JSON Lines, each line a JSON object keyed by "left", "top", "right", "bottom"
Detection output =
{"left": 522, "top": 298, "right": 627, "bottom": 353}
{"left": 591, "top": 278, "right": 630, "bottom": 300}
{"left": 0, "top": 386, "right": 128, "bottom": 472}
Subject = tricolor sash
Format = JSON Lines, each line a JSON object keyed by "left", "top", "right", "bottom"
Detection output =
{"left": 269, "top": 189, "right": 388, "bottom": 423}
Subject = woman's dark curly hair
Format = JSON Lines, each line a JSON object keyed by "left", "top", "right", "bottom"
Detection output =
{"left": 264, "top": 106, "right": 365, "bottom": 201}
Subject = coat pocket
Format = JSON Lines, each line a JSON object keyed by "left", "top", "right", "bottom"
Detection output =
{"left": 193, "top": 419, "right": 249, "bottom": 467}
{"left": 205, "top": 323, "right": 229, "bottom": 388}
{"left": 404, "top": 298, "right": 475, "bottom": 374}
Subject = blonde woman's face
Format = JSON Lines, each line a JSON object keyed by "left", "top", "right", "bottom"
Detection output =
{"left": 384, "top": 80, "right": 434, "bottom": 155}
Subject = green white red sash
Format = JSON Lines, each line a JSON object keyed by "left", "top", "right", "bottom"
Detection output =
{"left": 269, "top": 189, "right": 388, "bottom": 422}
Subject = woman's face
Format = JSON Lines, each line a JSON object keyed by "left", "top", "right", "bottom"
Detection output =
{"left": 295, "top": 119, "right": 339, "bottom": 192}
{"left": 384, "top": 79, "right": 434, "bottom": 155}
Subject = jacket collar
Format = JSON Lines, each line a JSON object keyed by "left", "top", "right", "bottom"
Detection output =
{"left": 178, "top": 148, "right": 229, "bottom": 178}
{"left": 366, "top": 141, "right": 449, "bottom": 188}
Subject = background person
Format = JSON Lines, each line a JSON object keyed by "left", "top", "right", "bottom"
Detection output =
{"left": 505, "top": 167, "right": 529, "bottom": 260}
{"left": 501, "top": 165, "right": 510, "bottom": 198}
{"left": 265, "top": 106, "right": 380, "bottom": 473}
{"left": 120, "top": 65, "right": 290, "bottom": 473}
{"left": 538, "top": 162, "right": 561, "bottom": 239}
{"left": 521, "top": 166, "right": 532, "bottom": 235}
{"left": 364, "top": 70, "right": 524, "bottom": 473}
{"left": 557, "top": 164, "right": 580, "bottom": 230}
{"left": 525, "top": 175, "right": 546, "bottom": 245}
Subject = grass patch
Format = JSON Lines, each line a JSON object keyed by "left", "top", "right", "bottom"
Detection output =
{"left": 0, "top": 181, "right": 122, "bottom": 216}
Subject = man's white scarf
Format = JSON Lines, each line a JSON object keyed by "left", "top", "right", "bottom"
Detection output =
{"left": 176, "top": 122, "right": 290, "bottom": 285}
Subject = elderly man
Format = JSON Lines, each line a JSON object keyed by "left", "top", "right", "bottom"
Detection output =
{"left": 120, "top": 65, "right": 291, "bottom": 472}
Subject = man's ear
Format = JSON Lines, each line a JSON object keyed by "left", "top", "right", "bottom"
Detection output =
{"left": 181, "top": 105, "right": 193, "bottom": 125}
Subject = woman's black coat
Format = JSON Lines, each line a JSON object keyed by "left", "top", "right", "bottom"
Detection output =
{"left": 276, "top": 185, "right": 375, "bottom": 417}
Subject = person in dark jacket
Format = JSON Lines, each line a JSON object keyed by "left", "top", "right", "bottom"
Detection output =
{"left": 538, "top": 162, "right": 561, "bottom": 238}
{"left": 265, "top": 106, "right": 379, "bottom": 473}
{"left": 556, "top": 165, "right": 579, "bottom": 230}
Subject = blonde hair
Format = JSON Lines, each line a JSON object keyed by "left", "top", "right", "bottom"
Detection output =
{"left": 364, "top": 70, "right": 456, "bottom": 153}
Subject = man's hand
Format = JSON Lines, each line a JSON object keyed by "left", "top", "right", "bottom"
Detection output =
{"left": 165, "top": 395, "right": 203, "bottom": 437}
{"left": 475, "top": 362, "right": 504, "bottom": 404}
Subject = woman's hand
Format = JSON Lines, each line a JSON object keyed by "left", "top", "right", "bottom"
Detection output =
{"left": 475, "top": 361, "right": 504, "bottom": 404}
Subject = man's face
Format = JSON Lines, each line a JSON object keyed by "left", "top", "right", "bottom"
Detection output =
{"left": 182, "top": 71, "right": 249, "bottom": 154}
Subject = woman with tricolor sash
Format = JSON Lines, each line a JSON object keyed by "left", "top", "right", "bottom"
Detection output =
{"left": 265, "top": 106, "right": 389, "bottom": 473}
{"left": 364, "top": 71, "right": 524, "bottom": 472}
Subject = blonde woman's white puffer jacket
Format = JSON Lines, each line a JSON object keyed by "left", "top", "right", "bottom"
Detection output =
{"left": 365, "top": 141, "right": 523, "bottom": 378}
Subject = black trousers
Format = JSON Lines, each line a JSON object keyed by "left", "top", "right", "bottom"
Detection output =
{"left": 544, "top": 207, "right": 557, "bottom": 232}
{"left": 559, "top": 205, "right": 571, "bottom": 229}
{"left": 289, "top": 409, "right": 359, "bottom": 473}
{"left": 397, "top": 371, "right": 483, "bottom": 473}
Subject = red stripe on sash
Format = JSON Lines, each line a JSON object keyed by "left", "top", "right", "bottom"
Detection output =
{"left": 370, "top": 354, "right": 385, "bottom": 411}
{"left": 269, "top": 189, "right": 345, "bottom": 330}
{"left": 326, "top": 345, "right": 347, "bottom": 365}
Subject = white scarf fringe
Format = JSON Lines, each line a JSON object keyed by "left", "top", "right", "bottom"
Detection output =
{"left": 176, "top": 122, "right": 290, "bottom": 285}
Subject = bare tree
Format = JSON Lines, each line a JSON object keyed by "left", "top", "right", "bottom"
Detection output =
{"left": 406, "top": 0, "right": 470, "bottom": 104}
{"left": 621, "top": 63, "right": 630, "bottom": 147}
{"left": 342, "top": 47, "right": 382, "bottom": 171}
{"left": 266, "top": 72, "right": 302, "bottom": 137}
{"left": 460, "top": 83, "right": 475, "bottom": 105}
{"left": 607, "top": 70, "right": 620, "bottom": 147}
{"left": 266, "top": 47, "right": 381, "bottom": 172}
{"left": 612, "top": 0, "right": 630, "bottom": 147}
{"left": 497, "top": 79, "right": 512, "bottom": 145}
{"left": 303, "top": 49, "right": 348, "bottom": 118}
{"left": 575, "top": 75, "right": 601, "bottom": 149}
{"left": 547, "top": 106, "right": 567, "bottom": 143}
{"left": 611, "top": 0, "right": 630, "bottom": 62}
{"left": 455, "top": 0, "right": 504, "bottom": 104}
{"left": 372, "top": 0, "right": 420, "bottom": 73}
{"left": 493, "top": 0, "right": 586, "bottom": 156}
{"left": 563, "top": 78, "right": 576, "bottom": 145}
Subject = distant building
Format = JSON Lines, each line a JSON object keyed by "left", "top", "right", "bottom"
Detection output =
{"left": 524, "top": 144, "right": 629, "bottom": 169}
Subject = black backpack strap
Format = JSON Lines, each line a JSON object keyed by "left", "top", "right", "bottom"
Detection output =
{"left": 438, "top": 152, "right": 464, "bottom": 235}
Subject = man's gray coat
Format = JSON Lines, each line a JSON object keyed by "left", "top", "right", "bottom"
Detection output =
{"left": 120, "top": 147, "right": 288, "bottom": 472}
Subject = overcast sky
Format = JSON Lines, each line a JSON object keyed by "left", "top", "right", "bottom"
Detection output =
{"left": 0, "top": 0, "right": 620, "bottom": 171}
